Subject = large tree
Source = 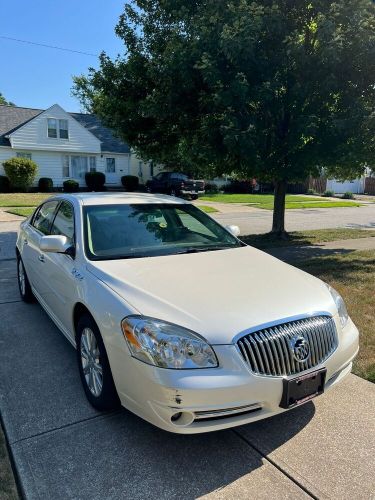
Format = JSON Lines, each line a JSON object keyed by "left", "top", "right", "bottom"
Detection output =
{"left": 73, "top": 0, "right": 375, "bottom": 235}
{"left": 0, "top": 92, "right": 15, "bottom": 106}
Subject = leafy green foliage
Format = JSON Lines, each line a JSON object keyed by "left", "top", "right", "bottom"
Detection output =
{"left": 3, "top": 157, "right": 38, "bottom": 191}
{"left": 73, "top": 0, "right": 375, "bottom": 232}
{"left": 342, "top": 191, "right": 354, "bottom": 199}
{"left": 0, "top": 176, "right": 10, "bottom": 193}
{"left": 38, "top": 177, "right": 53, "bottom": 193}
{"left": 85, "top": 171, "right": 106, "bottom": 191}
{"left": 121, "top": 175, "right": 139, "bottom": 191}
{"left": 0, "top": 92, "right": 15, "bottom": 106}
{"left": 63, "top": 180, "right": 79, "bottom": 193}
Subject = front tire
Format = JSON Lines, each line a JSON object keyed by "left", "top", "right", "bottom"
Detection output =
{"left": 17, "top": 256, "right": 33, "bottom": 302}
{"left": 76, "top": 314, "right": 120, "bottom": 411}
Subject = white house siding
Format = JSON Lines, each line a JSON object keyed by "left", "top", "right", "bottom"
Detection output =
{"left": 0, "top": 147, "right": 135, "bottom": 187}
{"left": 128, "top": 156, "right": 164, "bottom": 183}
{"left": 326, "top": 178, "right": 365, "bottom": 194}
{"left": 9, "top": 104, "right": 101, "bottom": 154}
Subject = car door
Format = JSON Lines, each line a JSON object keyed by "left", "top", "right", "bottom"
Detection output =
{"left": 38, "top": 200, "right": 77, "bottom": 337}
{"left": 22, "top": 200, "right": 60, "bottom": 294}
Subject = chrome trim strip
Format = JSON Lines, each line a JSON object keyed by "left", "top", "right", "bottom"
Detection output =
{"left": 237, "top": 315, "right": 338, "bottom": 377}
{"left": 194, "top": 403, "right": 262, "bottom": 420}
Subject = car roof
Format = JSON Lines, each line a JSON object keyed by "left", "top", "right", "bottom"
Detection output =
{"left": 49, "top": 192, "right": 189, "bottom": 206}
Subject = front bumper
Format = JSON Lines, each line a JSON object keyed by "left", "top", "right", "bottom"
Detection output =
{"left": 112, "top": 316, "right": 359, "bottom": 433}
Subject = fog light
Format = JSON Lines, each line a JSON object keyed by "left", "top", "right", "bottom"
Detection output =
{"left": 171, "top": 412, "right": 182, "bottom": 422}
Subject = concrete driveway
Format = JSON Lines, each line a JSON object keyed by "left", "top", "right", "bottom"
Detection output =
{"left": 1, "top": 256, "right": 375, "bottom": 498}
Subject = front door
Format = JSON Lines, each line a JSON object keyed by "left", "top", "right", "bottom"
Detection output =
{"left": 105, "top": 157, "right": 119, "bottom": 185}
{"left": 38, "top": 201, "right": 77, "bottom": 339}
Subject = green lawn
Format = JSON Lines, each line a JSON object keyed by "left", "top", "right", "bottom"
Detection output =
{"left": 200, "top": 193, "right": 361, "bottom": 209}
{"left": 296, "top": 250, "right": 375, "bottom": 383}
{"left": 0, "top": 423, "right": 18, "bottom": 500}
{"left": 5, "top": 207, "right": 35, "bottom": 217}
{"left": 197, "top": 205, "right": 219, "bottom": 213}
{"left": 242, "top": 228, "right": 375, "bottom": 249}
{"left": 0, "top": 193, "right": 50, "bottom": 207}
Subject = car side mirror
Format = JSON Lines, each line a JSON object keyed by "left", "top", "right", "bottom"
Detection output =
{"left": 226, "top": 225, "right": 240, "bottom": 237}
{"left": 40, "top": 235, "right": 71, "bottom": 254}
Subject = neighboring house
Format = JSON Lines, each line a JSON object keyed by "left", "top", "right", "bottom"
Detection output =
{"left": 0, "top": 103, "right": 161, "bottom": 187}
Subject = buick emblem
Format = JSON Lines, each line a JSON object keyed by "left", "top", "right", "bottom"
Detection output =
{"left": 290, "top": 336, "right": 310, "bottom": 363}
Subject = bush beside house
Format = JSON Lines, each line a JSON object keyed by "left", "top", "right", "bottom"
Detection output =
{"left": 63, "top": 180, "right": 79, "bottom": 193}
{"left": 121, "top": 175, "right": 139, "bottom": 191}
{"left": 2, "top": 157, "right": 38, "bottom": 191}
{"left": 0, "top": 175, "right": 10, "bottom": 193}
{"left": 85, "top": 172, "right": 106, "bottom": 191}
{"left": 38, "top": 177, "right": 54, "bottom": 192}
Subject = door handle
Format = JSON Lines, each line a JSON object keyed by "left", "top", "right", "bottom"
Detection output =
{"left": 38, "top": 254, "right": 45, "bottom": 263}
{"left": 24, "top": 238, "right": 28, "bottom": 245}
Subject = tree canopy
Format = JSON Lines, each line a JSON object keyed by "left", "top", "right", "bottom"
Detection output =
{"left": 73, "top": 0, "right": 375, "bottom": 234}
{"left": 0, "top": 92, "right": 15, "bottom": 106}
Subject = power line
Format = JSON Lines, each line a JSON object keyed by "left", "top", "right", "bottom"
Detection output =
{"left": 0, "top": 35, "right": 98, "bottom": 57}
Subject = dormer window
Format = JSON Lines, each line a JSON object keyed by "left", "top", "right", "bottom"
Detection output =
{"left": 47, "top": 118, "right": 57, "bottom": 138}
{"left": 59, "top": 119, "right": 69, "bottom": 139}
{"left": 47, "top": 118, "right": 69, "bottom": 139}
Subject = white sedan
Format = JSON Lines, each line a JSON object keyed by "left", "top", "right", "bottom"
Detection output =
{"left": 16, "top": 193, "right": 359, "bottom": 433}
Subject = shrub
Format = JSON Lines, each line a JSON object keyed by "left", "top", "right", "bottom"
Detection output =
{"left": 121, "top": 175, "right": 139, "bottom": 191}
{"left": 63, "top": 179, "right": 79, "bottom": 193}
{"left": 85, "top": 171, "right": 106, "bottom": 191}
{"left": 204, "top": 182, "right": 219, "bottom": 194}
{"left": 322, "top": 190, "right": 335, "bottom": 197}
{"left": 0, "top": 175, "right": 10, "bottom": 193}
{"left": 307, "top": 188, "right": 317, "bottom": 195}
{"left": 342, "top": 191, "right": 354, "bottom": 199}
{"left": 3, "top": 157, "right": 38, "bottom": 191}
{"left": 38, "top": 177, "right": 53, "bottom": 192}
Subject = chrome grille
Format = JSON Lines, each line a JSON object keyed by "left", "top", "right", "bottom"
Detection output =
{"left": 237, "top": 316, "right": 338, "bottom": 377}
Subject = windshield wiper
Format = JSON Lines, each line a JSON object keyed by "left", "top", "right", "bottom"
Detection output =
{"left": 175, "top": 245, "right": 234, "bottom": 254}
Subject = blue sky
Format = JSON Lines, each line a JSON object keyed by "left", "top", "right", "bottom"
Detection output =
{"left": 1, "top": 1, "right": 126, "bottom": 112}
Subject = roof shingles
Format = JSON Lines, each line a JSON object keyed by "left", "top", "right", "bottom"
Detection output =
{"left": 0, "top": 105, "right": 130, "bottom": 153}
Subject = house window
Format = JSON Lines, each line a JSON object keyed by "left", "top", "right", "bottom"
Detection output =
{"left": 48, "top": 118, "right": 58, "bottom": 138}
{"left": 16, "top": 152, "right": 32, "bottom": 160}
{"left": 89, "top": 157, "right": 96, "bottom": 172}
{"left": 63, "top": 156, "right": 70, "bottom": 177}
{"left": 62, "top": 155, "right": 97, "bottom": 178}
{"left": 106, "top": 158, "right": 115, "bottom": 173}
{"left": 59, "top": 119, "right": 69, "bottom": 139}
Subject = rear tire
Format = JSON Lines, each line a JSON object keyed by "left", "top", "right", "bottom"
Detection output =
{"left": 76, "top": 314, "right": 120, "bottom": 411}
{"left": 17, "top": 256, "right": 33, "bottom": 303}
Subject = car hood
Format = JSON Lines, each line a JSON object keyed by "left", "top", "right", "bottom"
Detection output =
{"left": 87, "top": 246, "right": 336, "bottom": 344}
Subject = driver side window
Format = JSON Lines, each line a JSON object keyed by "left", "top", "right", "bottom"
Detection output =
{"left": 32, "top": 201, "right": 59, "bottom": 235}
{"left": 50, "top": 201, "right": 75, "bottom": 246}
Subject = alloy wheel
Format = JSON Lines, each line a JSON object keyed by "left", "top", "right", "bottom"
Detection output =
{"left": 80, "top": 328, "right": 103, "bottom": 397}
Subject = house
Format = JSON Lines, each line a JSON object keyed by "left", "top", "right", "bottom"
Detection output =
{"left": 0, "top": 103, "right": 161, "bottom": 187}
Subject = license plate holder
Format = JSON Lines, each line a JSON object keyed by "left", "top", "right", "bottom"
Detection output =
{"left": 280, "top": 368, "right": 326, "bottom": 409}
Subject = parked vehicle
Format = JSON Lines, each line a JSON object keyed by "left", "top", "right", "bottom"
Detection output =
{"left": 146, "top": 171, "right": 205, "bottom": 199}
{"left": 16, "top": 193, "right": 358, "bottom": 434}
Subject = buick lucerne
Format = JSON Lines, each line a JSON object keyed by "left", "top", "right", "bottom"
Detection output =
{"left": 16, "top": 193, "right": 359, "bottom": 433}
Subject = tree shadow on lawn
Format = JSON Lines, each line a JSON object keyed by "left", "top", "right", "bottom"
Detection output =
{"left": 267, "top": 246, "right": 375, "bottom": 284}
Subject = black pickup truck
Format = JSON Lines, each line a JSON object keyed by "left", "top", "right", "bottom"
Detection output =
{"left": 146, "top": 172, "right": 205, "bottom": 200}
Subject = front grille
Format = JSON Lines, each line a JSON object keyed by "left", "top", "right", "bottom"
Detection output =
{"left": 237, "top": 316, "right": 338, "bottom": 377}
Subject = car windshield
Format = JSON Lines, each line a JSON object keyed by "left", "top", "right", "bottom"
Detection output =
{"left": 84, "top": 203, "right": 242, "bottom": 260}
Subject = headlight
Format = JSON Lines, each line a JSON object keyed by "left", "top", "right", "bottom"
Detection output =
{"left": 327, "top": 285, "right": 349, "bottom": 328}
{"left": 121, "top": 316, "right": 218, "bottom": 369}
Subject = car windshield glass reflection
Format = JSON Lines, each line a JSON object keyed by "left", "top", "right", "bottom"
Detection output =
{"left": 84, "top": 203, "right": 241, "bottom": 260}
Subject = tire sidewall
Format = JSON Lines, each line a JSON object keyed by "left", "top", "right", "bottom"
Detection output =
{"left": 17, "top": 256, "right": 33, "bottom": 302}
{"left": 76, "top": 314, "right": 120, "bottom": 411}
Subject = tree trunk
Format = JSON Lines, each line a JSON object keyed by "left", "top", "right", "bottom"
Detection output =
{"left": 271, "top": 179, "right": 288, "bottom": 237}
